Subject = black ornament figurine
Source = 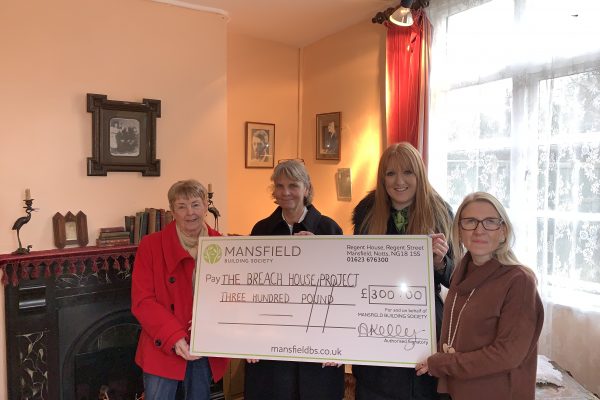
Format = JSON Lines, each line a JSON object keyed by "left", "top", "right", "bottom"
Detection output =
{"left": 12, "top": 198, "right": 37, "bottom": 255}
{"left": 207, "top": 184, "right": 220, "bottom": 231}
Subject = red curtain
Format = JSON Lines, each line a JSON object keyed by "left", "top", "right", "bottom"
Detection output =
{"left": 385, "top": 10, "right": 432, "bottom": 165}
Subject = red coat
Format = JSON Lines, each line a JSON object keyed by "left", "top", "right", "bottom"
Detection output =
{"left": 131, "top": 221, "right": 229, "bottom": 381}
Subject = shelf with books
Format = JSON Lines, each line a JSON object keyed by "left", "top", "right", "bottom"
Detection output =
{"left": 126, "top": 208, "right": 173, "bottom": 245}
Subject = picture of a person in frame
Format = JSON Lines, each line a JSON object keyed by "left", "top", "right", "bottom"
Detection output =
{"left": 321, "top": 121, "right": 338, "bottom": 155}
{"left": 251, "top": 129, "right": 271, "bottom": 162}
{"left": 110, "top": 117, "right": 140, "bottom": 157}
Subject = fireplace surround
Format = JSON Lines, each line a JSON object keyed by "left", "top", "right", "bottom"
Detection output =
{"left": 1, "top": 245, "right": 225, "bottom": 400}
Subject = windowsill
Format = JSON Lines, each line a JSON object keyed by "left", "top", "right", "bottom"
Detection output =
{"left": 542, "top": 286, "right": 600, "bottom": 313}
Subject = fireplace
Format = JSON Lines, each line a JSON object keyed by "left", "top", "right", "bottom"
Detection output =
{"left": 62, "top": 309, "right": 143, "bottom": 400}
{"left": 1, "top": 246, "right": 225, "bottom": 400}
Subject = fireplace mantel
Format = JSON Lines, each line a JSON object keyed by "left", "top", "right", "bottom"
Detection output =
{"left": 0, "top": 245, "right": 137, "bottom": 287}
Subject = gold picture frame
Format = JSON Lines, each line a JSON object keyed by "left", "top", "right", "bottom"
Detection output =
{"left": 245, "top": 121, "right": 275, "bottom": 168}
{"left": 336, "top": 168, "right": 352, "bottom": 201}
{"left": 316, "top": 112, "right": 341, "bottom": 161}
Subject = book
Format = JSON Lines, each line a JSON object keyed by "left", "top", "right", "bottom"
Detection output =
{"left": 134, "top": 212, "right": 142, "bottom": 244}
{"left": 139, "top": 211, "right": 149, "bottom": 241}
{"left": 159, "top": 209, "right": 166, "bottom": 231}
{"left": 125, "top": 215, "right": 135, "bottom": 243}
{"left": 148, "top": 208, "right": 157, "bottom": 234}
{"left": 100, "top": 226, "right": 126, "bottom": 233}
{"left": 99, "top": 231, "right": 131, "bottom": 239}
{"left": 124, "top": 215, "right": 134, "bottom": 231}
{"left": 96, "top": 237, "right": 132, "bottom": 247}
{"left": 165, "top": 210, "right": 174, "bottom": 225}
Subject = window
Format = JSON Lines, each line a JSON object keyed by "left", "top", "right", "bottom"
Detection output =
{"left": 428, "top": 0, "right": 600, "bottom": 307}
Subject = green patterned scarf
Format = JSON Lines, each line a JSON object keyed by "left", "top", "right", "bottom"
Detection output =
{"left": 392, "top": 208, "right": 409, "bottom": 233}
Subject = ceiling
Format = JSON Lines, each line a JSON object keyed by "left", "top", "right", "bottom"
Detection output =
{"left": 153, "top": 0, "right": 399, "bottom": 47}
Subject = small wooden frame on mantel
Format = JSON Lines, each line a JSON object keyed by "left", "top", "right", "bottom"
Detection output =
{"left": 52, "top": 211, "right": 89, "bottom": 249}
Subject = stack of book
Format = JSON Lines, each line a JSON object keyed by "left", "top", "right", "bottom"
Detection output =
{"left": 125, "top": 208, "right": 174, "bottom": 245}
{"left": 96, "top": 227, "right": 132, "bottom": 247}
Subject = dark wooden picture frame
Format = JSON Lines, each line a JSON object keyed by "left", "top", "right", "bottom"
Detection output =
{"left": 316, "top": 112, "right": 341, "bottom": 161}
{"left": 245, "top": 121, "right": 275, "bottom": 168}
{"left": 53, "top": 211, "right": 89, "bottom": 248}
{"left": 87, "top": 93, "right": 161, "bottom": 176}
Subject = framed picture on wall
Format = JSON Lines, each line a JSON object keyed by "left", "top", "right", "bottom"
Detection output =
{"left": 245, "top": 121, "right": 275, "bottom": 168}
{"left": 336, "top": 168, "right": 352, "bottom": 201}
{"left": 316, "top": 112, "right": 341, "bottom": 161}
{"left": 86, "top": 93, "right": 161, "bottom": 176}
{"left": 52, "top": 211, "right": 88, "bottom": 248}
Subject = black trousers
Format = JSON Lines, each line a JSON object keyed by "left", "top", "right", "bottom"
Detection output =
{"left": 244, "top": 360, "right": 344, "bottom": 400}
{"left": 354, "top": 364, "right": 439, "bottom": 400}
{"left": 356, "top": 383, "right": 451, "bottom": 400}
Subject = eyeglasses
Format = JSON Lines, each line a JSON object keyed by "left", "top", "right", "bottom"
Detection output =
{"left": 459, "top": 218, "right": 504, "bottom": 231}
{"left": 278, "top": 158, "right": 305, "bottom": 164}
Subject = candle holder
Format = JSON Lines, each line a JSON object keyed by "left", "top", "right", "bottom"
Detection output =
{"left": 12, "top": 198, "right": 37, "bottom": 255}
{"left": 207, "top": 187, "right": 220, "bottom": 231}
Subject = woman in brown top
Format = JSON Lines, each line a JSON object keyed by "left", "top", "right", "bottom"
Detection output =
{"left": 415, "top": 192, "right": 544, "bottom": 400}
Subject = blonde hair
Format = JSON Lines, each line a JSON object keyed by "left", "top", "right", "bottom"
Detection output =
{"left": 270, "top": 160, "right": 314, "bottom": 205}
{"left": 167, "top": 179, "right": 207, "bottom": 211}
{"left": 361, "top": 143, "right": 451, "bottom": 237}
{"left": 451, "top": 192, "right": 522, "bottom": 267}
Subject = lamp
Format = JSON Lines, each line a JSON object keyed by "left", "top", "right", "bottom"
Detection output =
{"left": 372, "top": 8, "right": 395, "bottom": 24}
{"left": 372, "top": 0, "right": 426, "bottom": 26}
{"left": 390, "top": 0, "right": 414, "bottom": 26}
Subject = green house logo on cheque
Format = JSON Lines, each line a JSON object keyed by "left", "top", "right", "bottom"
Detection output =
{"left": 203, "top": 244, "right": 222, "bottom": 264}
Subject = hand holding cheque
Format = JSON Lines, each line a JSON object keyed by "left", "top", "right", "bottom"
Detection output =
{"left": 189, "top": 235, "right": 437, "bottom": 367}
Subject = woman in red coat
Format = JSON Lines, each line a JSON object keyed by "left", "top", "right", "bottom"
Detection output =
{"left": 131, "top": 179, "right": 228, "bottom": 400}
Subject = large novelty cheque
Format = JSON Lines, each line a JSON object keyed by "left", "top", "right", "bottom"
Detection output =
{"left": 190, "top": 235, "right": 437, "bottom": 367}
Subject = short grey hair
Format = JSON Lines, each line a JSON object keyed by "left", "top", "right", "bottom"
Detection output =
{"left": 271, "top": 160, "right": 314, "bottom": 205}
{"left": 167, "top": 179, "right": 207, "bottom": 210}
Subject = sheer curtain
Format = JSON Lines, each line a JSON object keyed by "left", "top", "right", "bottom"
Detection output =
{"left": 426, "top": 0, "right": 600, "bottom": 391}
{"left": 386, "top": 10, "right": 432, "bottom": 163}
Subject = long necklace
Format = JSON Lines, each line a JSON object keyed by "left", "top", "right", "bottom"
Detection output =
{"left": 443, "top": 288, "right": 476, "bottom": 354}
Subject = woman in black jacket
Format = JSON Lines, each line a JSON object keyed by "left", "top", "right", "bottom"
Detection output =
{"left": 352, "top": 143, "right": 453, "bottom": 400}
{"left": 244, "top": 159, "right": 345, "bottom": 400}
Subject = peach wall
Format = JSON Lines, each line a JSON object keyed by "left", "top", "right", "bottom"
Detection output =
{"left": 300, "top": 22, "right": 387, "bottom": 233}
{"left": 226, "top": 21, "right": 387, "bottom": 235}
{"left": 226, "top": 33, "right": 300, "bottom": 235}
{"left": 0, "top": 0, "right": 228, "bottom": 396}
{"left": 0, "top": 0, "right": 228, "bottom": 253}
